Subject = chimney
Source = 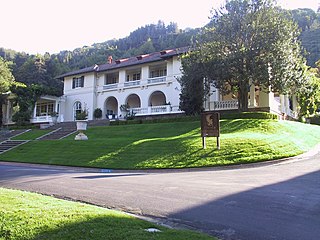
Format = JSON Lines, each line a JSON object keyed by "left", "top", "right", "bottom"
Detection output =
{"left": 108, "top": 56, "right": 113, "bottom": 64}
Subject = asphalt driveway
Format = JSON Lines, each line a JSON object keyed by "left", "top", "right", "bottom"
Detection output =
{"left": 1, "top": 149, "right": 320, "bottom": 240}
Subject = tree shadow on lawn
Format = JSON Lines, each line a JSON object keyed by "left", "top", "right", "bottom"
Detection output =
{"left": 28, "top": 215, "right": 211, "bottom": 240}
{"left": 87, "top": 136, "right": 282, "bottom": 169}
{"left": 220, "top": 119, "right": 277, "bottom": 134}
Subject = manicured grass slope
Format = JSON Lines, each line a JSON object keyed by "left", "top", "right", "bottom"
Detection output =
{"left": 0, "top": 188, "right": 214, "bottom": 240}
{"left": 11, "top": 129, "right": 51, "bottom": 140}
{"left": 1, "top": 119, "right": 320, "bottom": 169}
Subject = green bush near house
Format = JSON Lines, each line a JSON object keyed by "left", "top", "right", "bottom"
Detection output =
{"left": 93, "top": 108, "right": 103, "bottom": 119}
{"left": 110, "top": 112, "right": 277, "bottom": 126}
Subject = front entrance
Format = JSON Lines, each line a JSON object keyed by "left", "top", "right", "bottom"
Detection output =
{"left": 105, "top": 97, "right": 118, "bottom": 119}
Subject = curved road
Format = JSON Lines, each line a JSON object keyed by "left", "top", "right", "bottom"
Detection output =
{"left": 1, "top": 149, "right": 320, "bottom": 240}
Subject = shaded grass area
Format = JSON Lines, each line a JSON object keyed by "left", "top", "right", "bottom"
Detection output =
{"left": 0, "top": 188, "right": 214, "bottom": 240}
{"left": 1, "top": 120, "right": 320, "bottom": 169}
{"left": 11, "top": 130, "right": 51, "bottom": 140}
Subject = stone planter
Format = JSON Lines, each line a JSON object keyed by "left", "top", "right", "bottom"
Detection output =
{"left": 76, "top": 120, "right": 87, "bottom": 131}
{"left": 75, "top": 120, "right": 88, "bottom": 140}
{"left": 51, "top": 116, "right": 58, "bottom": 124}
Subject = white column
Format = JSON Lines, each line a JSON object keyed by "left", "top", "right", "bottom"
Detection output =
{"left": 215, "top": 88, "right": 220, "bottom": 101}
{"left": 6, "top": 99, "right": 11, "bottom": 123}
{"left": 119, "top": 70, "right": 126, "bottom": 83}
{"left": 141, "top": 66, "right": 149, "bottom": 80}
{"left": 249, "top": 84, "right": 255, "bottom": 107}
{"left": 33, "top": 104, "right": 37, "bottom": 118}
{"left": 284, "top": 95, "right": 290, "bottom": 115}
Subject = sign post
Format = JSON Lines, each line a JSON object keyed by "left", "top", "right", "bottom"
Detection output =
{"left": 201, "top": 112, "right": 220, "bottom": 149}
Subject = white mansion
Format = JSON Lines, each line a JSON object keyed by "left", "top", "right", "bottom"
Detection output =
{"left": 2, "top": 47, "right": 298, "bottom": 125}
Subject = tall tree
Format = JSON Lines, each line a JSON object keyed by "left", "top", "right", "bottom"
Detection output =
{"left": 11, "top": 84, "right": 44, "bottom": 125}
{"left": 0, "top": 57, "right": 23, "bottom": 126}
{"left": 183, "top": 0, "right": 308, "bottom": 112}
{"left": 297, "top": 60, "right": 320, "bottom": 117}
{"left": 179, "top": 51, "right": 209, "bottom": 115}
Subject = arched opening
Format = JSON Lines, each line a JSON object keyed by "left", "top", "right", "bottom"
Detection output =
{"left": 105, "top": 97, "right": 118, "bottom": 119}
{"left": 73, "top": 101, "right": 82, "bottom": 120}
{"left": 149, "top": 91, "right": 166, "bottom": 106}
{"left": 126, "top": 94, "right": 141, "bottom": 108}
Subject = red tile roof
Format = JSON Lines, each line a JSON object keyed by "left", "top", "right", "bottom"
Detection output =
{"left": 57, "top": 47, "right": 189, "bottom": 79}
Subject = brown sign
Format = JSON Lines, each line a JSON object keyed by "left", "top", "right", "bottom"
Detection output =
{"left": 201, "top": 112, "right": 220, "bottom": 137}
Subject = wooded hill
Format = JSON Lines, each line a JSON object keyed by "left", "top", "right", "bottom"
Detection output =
{"left": 0, "top": 9, "right": 319, "bottom": 96}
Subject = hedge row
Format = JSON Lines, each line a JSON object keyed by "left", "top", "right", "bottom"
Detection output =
{"left": 109, "top": 112, "right": 277, "bottom": 126}
{"left": 221, "top": 112, "right": 278, "bottom": 120}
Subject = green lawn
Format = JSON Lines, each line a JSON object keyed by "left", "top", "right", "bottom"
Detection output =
{"left": 0, "top": 188, "right": 214, "bottom": 240}
{"left": 11, "top": 129, "right": 51, "bottom": 140}
{"left": 1, "top": 119, "right": 320, "bottom": 169}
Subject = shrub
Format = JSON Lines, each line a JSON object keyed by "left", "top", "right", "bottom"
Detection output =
{"left": 75, "top": 109, "right": 88, "bottom": 120}
{"left": 12, "top": 111, "right": 32, "bottom": 126}
{"left": 221, "top": 112, "right": 278, "bottom": 120}
{"left": 93, "top": 108, "right": 102, "bottom": 119}
{"left": 108, "top": 112, "right": 277, "bottom": 126}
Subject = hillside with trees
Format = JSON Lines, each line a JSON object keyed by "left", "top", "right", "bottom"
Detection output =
{"left": 0, "top": 7, "right": 319, "bottom": 98}
{"left": 0, "top": 21, "right": 198, "bottom": 96}
{"left": 291, "top": 8, "right": 320, "bottom": 67}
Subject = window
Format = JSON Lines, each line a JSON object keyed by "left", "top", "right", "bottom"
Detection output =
{"left": 126, "top": 73, "right": 141, "bottom": 81}
{"left": 73, "top": 101, "right": 82, "bottom": 119}
{"left": 149, "top": 65, "right": 167, "bottom": 78}
{"left": 132, "top": 73, "right": 141, "bottom": 80}
{"left": 126, "top": 69, "right": 141, "bottom": 81}
{"left": 72, "top": 76, "right": 84, "bottom": 89}
{"left": 36, "top": 102, "right": 54, "bottom": 116}
{"left": 105, "top": 72, "right": 118, "bottom": 84}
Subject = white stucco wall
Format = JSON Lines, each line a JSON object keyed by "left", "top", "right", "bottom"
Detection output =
{"left": 62, "top": 56, "right": 183, "bottom": 121}
{"left": 63, "top": 73, "right": 96, "bottom": 121}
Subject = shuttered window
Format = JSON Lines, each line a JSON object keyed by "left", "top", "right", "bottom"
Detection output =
{"left": 72, "top": 76, "right": 84, "bottom": 88}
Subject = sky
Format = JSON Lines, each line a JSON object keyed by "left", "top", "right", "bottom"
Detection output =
{"left": 1, "top": 0, "right": 319, "bottom": 54}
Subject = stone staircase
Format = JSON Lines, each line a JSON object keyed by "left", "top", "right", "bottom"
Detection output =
{"left": 0, "top": 129, "right": 30, "bottom": 142}
{"left": 37, "top": 120, "right": 109, "bottom": 140}
{"left": 38, "top": 122, "right": 77, "bottom": 140}
{"left": 0, "top": 140, "right": 28, "bottom": 154}
{"left": 0, "top": 129, "right": 31, "bottom": 154}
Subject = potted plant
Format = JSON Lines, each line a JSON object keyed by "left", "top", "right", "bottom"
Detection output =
{"left": 75, "top": 108, "right": 88, "bottom": 140}
{"left": 120, "top": 104, "right": 130, "bottom": 119}
{"left": 165, "top": 102, "right": 172, "bottom": 112}
{"left": 50, "top": 111, "right": 58, "bottom": 124}
{"left": 93, "top": 108, "right": 102, "bottom": 119}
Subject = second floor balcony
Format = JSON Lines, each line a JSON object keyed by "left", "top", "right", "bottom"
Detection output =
{"left": 102, "top": 76, "right": 169, "bottom": 92}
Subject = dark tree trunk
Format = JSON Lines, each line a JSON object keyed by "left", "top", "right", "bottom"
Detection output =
{"left": 238, "top": 83, "right": 249, "bottom": 112}
{"left": 0, "top": 96, "right": 5, "bottom": 127}
{"left": 0, "top": 102, "right": 3, "bottom": 127}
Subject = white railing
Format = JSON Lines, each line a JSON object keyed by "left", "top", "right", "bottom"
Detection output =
{"left": 124, "top": 80, "right": 141, "bottom": 87}
{"left": 103, "top": 83, "right": 118, "bottom": 90}
{"left": 171, "top": 105, "right": 181, "bottom": 112}
{"left": 151, "top": 105, "right": 167, "bottom": 113}
{"left": 30, "top": 115, "right": 53, "bottom": 123}
{"left": 211, "top": 100, "right": 238, "bottom": 110}
{"left": 101, "top": 76, "right": 170, "bottom": 91}
{"left": 147, "top": 76, "right": 166, "bottom": 84}
{"left": 128, "top": 105, "right": 182, "bottom": 116}
{"left": 130, "top": 107, "right": 148, "bottom": 115}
